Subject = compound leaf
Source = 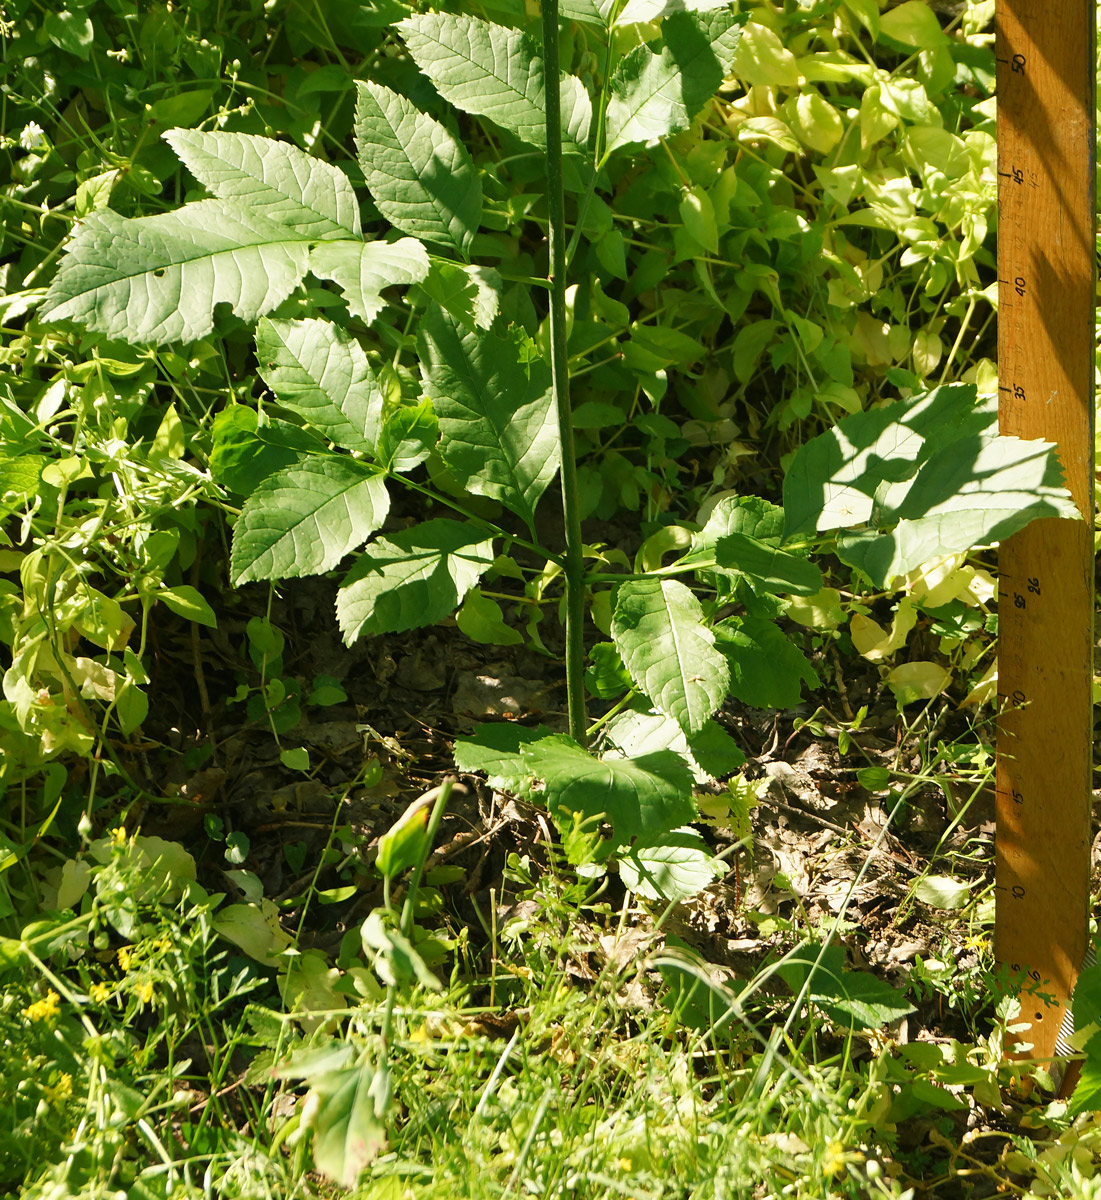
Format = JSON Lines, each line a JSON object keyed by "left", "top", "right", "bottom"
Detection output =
{"left": 354, "top": 81, "right": 481, "bottom": 256}
{"left": 231, "top": 458, "right": 389, "bottom": 584}
{"left": 611, "top": 578, "right": 729, "bottom": 734}
{"left": 163, "top": 129, "right": 359, "bottom": 238}
{"left": 256, "top": 317, "right": 384, "bottom": 452}
{"left": 419, "top": 305, "right": 559, "bottom": 529}
{"left": 336, "top": 519, "right": 494, "bottom": 643}
{"left": 42, "top": 203, "right": 313, "bottom": 345}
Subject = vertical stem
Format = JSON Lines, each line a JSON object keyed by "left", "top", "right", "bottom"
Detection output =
{"left": 541, "top": 0, "right": 587, "bottom": 745}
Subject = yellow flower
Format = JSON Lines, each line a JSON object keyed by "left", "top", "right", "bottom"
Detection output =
{"left": 90, "top": 982, "right": 112, "bottom": 1003}
{"left": 23, "top": 989, "right": 60, "bottom": 1022}
{"left": 964, "top": 934, "right": 989, "bottom": 952}
{"left": 116, "top": 946, "right": 133, "bottom": 972}
{"left": 135, "top": 980, "right": 154, "bottom": 1005}
{"left": 822, "top": 1141, "right": 862, "bottom": 1180}
{"left": 45, "top": 1073, "right": 73, "bottom": 1106}
{"left": 110, "top": 826, "right": 128, "bottom": 846}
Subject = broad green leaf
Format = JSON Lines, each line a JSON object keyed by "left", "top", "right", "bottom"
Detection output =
{"left": 419, "top": 306, "right": 559, "bottom": 529}
{"left": 778, "top": 942, "right": 915, "bottom": 1030}
{"left": 456, "top": 588, "right": 523, "bottom": 645}
{"left": 729, "top": 20, "right": 800, "bottom": 87}
{"left": 523, "top": 735, "right": 696, "bottom": 848}
{"left": 310, "top": 237, "right": 430, "bottom": 325}
{"left": 784, "top": 386, "right": 1079, "bottom": 584}
{"left": 310, "top": 1060, "right": 388, "bottom": 1185}
{"left": 419, "top": 259, "right": 501, "bottom": 330}
{"left": 878, "top": 0, "right": 949, "bottom": 49}
{"left": 230, "top": 458, "right": 389, "bottom": 584}
{"left": 354, "top": 81, "right": 481, "bottom": 256}
{"left": 452, "top": 722, "right": 547, "bottom": 792}
{"left": 605, "top": 11, "right": 741, "bottom": 152}
{"left": 603, "top": 707, "right": 744, "bottom": 783}
{"left": 256, "top": 317, "right": 383, "bottom": 452}
{"left": 559, "top": 0, "right": 617, "bottom": 25}
{"left": 713, "top": 532, "right": 823, "bottom": 595}
{"left": 619, "top": 829, "right": 724, "bottom": 901}
{"left": 1069, "top": 1035, "right": 1101, "bottom": 1116}
{"left": 398, "top": 13, "right": 590, "bottom": 150}
{"left": 336, "top": 519, "right": 494, "bottom": 642}
{"left": 42, "top": 203, "right": 313, "bottom": 345}
{"left": 611, "top": 578, "right": 729, "bottom": 734}
{"left": 713, "top": 617, "right": 819, "bottom": 709}
{"left": 163, "top": 129, "right": 360, "bottom": 238}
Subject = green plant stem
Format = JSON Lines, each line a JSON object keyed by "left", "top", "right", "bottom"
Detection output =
{"left": 541, "top": 0, "right": 587, "bottom": 746}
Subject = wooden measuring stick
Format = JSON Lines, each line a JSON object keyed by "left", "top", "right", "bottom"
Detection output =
{"left": 994, "top": 0, "right": 1095, "bottom": 1070}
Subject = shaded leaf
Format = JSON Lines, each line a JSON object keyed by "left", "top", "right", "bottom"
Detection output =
{"left": 713, "top": 617, "right": 819, "bottom": 709}
{"left": 336, "top": 519, "right": 494, "bottom": 642}
{"left": 778, "top": 942, "right": 915, "bottom": 1030}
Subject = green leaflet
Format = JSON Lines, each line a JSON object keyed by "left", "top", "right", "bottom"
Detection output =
{"left": 523, "top": 736, "right": 696, "bottom": 851}
{"left": 309, "top": 238, "right": 430, "bottom": 325}
{"left": 230, "top": 458, "right": 390, "bottom": 585}
{"left": 604, "top": 11, "right": 744, "bottom": 153}
{"left": 418, "top": 305, "right": 559, "bottom": 530}
{"left": 611, "top": 578, "right": 729, "bottom": 735}
{"left": 376, "top": 399, "right": 439, "bottom": 473}
{"left": 782, "top": 384, "right": 1080, "bottom": 585}
{"left": 354, "top": 81, "right": 482, "bottom": 257}
{"left": 398, "top": 12, "right": 591, "bottom": 150}
{"left": 256, "top": 317, "right": 384, "bottom": 453}
{"left": 603, "top": 707, "right": 744, "bottom": 784}
{"left": 713, "top": 617, "right": 819, "bottom": 709}
{"left": 42, "top": 203, "right": 314, "bottom": 345}
{"left": 419, "top": 259, "right": 501, "bottom": 331}
{"left": 163, "top": 129, "right": 360, "bottom": 238}
{"left": 336, "top": 519, "right": 494, "bottom": 643}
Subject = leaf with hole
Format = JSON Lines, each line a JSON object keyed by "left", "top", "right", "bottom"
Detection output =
{"left": 42, "top": 204, "right": 315, "bottom": 345}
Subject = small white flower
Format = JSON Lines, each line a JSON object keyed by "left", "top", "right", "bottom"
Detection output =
{"left": 19, "top": 122, "right": 46, "bottom": 152}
